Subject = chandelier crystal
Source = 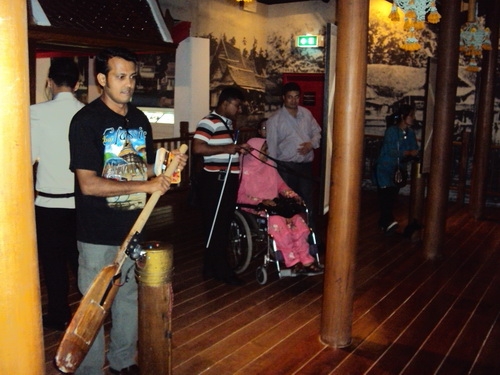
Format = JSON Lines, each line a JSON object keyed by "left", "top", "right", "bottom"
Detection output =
{"left": 459, "top": 2, "right": 492, "bottom": 72}
{"left": 388, "top": 0, "right": 441, "bottom": 51}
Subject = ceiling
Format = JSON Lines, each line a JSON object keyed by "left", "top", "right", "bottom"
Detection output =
{"left": 257, "top": 0, "right": 330, "bottom": 4}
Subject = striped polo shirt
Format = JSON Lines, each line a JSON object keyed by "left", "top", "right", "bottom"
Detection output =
{"left": 194, "top": 112, "right": 240, "bottom": 173}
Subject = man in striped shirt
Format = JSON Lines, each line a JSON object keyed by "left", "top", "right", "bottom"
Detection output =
{"left": 193, "top": 87, "right": 248, "bottom": 286}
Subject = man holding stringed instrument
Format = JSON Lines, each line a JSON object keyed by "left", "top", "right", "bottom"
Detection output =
{"left": 68, "top": 47, "right": 187, "bottom": 375}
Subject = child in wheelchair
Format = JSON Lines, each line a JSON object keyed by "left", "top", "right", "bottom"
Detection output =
{"left": 237, "top": 137, "right": 322, "bottom": 275}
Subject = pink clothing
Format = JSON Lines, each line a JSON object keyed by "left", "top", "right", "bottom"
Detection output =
{"left": 238, "top": 138, "right": 314, "bottom": 267}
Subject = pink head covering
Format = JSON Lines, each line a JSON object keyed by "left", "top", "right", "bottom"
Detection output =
{"left": 243, "top": 137, "right": 268, "bottom": 169}
{"left": 238, "top": 138, "right": 283, "bottom": 203}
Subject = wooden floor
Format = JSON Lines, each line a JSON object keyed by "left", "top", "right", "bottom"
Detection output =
{"left": 42, "top": 189, "right": 500, "bottom": 374}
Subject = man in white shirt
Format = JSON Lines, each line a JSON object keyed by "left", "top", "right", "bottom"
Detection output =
{"left": 31, "top": 58, "right": 85, "bottom": 331}
{"left": 266, "top": 82, "right": 321, "bottom": 228}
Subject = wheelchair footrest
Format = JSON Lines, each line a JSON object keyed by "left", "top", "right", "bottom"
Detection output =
{"left": 279, "top": 268, "right": 313, "bottom": 277}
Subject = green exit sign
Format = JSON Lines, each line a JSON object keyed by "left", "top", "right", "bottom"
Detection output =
{"left": 296, "top": 35, "right": 319, "bottom": 48}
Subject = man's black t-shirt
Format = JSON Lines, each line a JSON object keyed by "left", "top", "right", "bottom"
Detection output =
{"left": 69, "top": 98, "right": 155, "bottom": 246}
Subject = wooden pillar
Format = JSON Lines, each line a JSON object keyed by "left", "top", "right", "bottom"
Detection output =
{"left": 136, "top": 242, "right": 174, "bottom": 375}
{"left": 469, "top": 0, "right": 500, "bottom": 219}
{"left": 423, "top": 0, "right": 462, "bottom": 260}
{"left": 180, "top": 121, "right": 189, "bottom": 139}
{"left": 320, "top": 0, "right": 368, "bottom": 347}
{"left": 0, "top": 1, "right": 45, "bottom": 374}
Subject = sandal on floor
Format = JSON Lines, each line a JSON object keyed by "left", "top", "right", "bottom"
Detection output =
{"left": 290, "top": 263, "right": 303, "bottom": 275}
{"left": 302, "top": 262, "right": 323, "bottom": 275}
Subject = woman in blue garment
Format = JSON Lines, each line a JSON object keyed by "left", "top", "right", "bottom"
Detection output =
{"left": 374, "top": 104, "right": 419, "bottom": 233}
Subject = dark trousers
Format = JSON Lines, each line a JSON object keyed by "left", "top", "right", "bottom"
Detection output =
{"left": 199, "top": 171, "right": 239, "bottom": 279}
{"left": 278, "top": 161, "right": 315, "bottom": 229}
{"left": 377, "top": 186, "right": 400, "bottom": 229}
{"left": 35, "top": 206, "right": 78, "bottom": 321}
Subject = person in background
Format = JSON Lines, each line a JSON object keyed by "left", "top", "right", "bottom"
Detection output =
{"left": 238, "top": 138, "right": 322, "bottom": 274}
{"left": 266, "top": 82, "right": 321, "bottom": 228}
{"left": 257, "top": 117, "right": 267, "bottom": 138}
{"left": 192, "top": 87, "right": 249, "bottom": 286}
{"left": 374, "top": 104, "right": 419, "bottom": 234}
{"left": 69, "top": 47, "right": 187, "bottom": 375}
{"left": 31, "top": 57, "right": 85, "bottom": 331}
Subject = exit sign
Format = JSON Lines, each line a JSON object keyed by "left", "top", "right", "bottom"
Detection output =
{"left": 296, "top": 35, "right": 320, "bottom": 48}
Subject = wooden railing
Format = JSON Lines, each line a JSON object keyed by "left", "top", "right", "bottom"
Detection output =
{"left": 152, "top": 126, "right": 258, "bottom": 191}
{"left": 363, "top": 133, "right": 500, "bottom": 205}
{"left": 156, "top": 125, "right": 500, "bottom": 204}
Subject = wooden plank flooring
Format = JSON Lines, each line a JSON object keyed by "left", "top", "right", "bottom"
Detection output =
{"left": 42, "top": 189, "right": 500, "bottom": 374}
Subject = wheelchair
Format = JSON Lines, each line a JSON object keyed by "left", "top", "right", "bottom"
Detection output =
{"left": 227, "top": 202, "right": 322, "bottom": 285}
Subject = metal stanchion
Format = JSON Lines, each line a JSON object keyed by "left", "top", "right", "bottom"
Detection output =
{"left": 136, "top": 241, "right": 174, "bottom": 375}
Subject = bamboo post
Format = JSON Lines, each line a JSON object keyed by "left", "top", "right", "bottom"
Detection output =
{"left": 0, "top": 1, "right": 45, "bottom": 373}
{"left": 320, "top": 0, "right": 368, "bottom": 347}
{"left": 423, "top": 0, "right": 462, "bottom": 260}
{"left": 469, "top": 0, "right": 500, "bottom": 219}
{"left": 136, "top": 241, "right": 174, "bottom": 375}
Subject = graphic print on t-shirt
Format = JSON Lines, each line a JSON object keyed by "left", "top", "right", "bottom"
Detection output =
{"left": 101, "top": 126, "right": 148, "bottom": 210}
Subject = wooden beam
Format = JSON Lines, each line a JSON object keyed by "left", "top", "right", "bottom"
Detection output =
{"left": 29, "top": 25, "right": 177, "bottom": 55}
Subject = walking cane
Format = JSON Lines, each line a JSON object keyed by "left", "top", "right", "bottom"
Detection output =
{"left": 206, "top": 130, "right": 239, "bottom": 248}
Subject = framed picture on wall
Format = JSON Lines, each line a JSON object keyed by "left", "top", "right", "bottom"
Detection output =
{"left": 131, "top": 53, "right": 176, "bottom": 108}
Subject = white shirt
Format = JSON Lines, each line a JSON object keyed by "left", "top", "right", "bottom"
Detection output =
{"left": 266, "top": 105, "right": 321, "bottom": 163}
{"left": 30, "top": 92, "right": 85, "bottom": 208}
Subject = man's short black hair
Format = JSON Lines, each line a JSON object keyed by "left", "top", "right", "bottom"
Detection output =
{"left": 94, "top": 47, "right": 138, "bottom": 76}
{"left": 48, "top": 58, "right": 80, "bottom": 88}
{"left": 217, "top": 87, "right": 245, "bottom": 106}
{"left": 282, "top": 82, "right": 301, "bottom": 96}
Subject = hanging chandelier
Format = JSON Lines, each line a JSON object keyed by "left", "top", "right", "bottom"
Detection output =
{"left": 388, "top": 0, "right": 441, "bottom": 51}
{"left": 459, "top": 0, "right": 492, "bottom": 72}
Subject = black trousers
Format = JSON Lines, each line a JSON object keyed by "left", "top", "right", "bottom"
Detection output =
{"left": 35, "top": 206, "right": 78, "bottom": 321}
{"left": 277, "top": 161, "right": 315, "bottom": 229}
{"left": 377, "top": 186, "right": 400, "bottom": 229}
{"left": 199, "top": 171, "right": 239, "bottom": 279}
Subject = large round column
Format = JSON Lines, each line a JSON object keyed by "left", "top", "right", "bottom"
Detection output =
{"left": 0, "top": 1, "right": 45, "bottom": 373}
{"left": 320, "top": 0, "right": 369, "bottom": 347}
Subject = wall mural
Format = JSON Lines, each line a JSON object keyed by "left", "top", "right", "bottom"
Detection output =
{"left": 202, "top": 30, "right": 325, "bottom": 129}
{"left": 367, "top": 6, "right": 500, "bottom": 144}
{"left": 131, "top": 53, "right": 176, "bottom": 108}
{"left": 366, "top": 5, "right": 437, "bottom": 140}
{"left": 188, "top": 0, "right": 499, "bottom": 144}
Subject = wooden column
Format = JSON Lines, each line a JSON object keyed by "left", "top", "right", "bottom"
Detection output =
{"left": 423, "top": 0, "right": 462, "bottom": 259}
{"left": 469, "top": 0, "right": 500, "bottom": 219}
{"left": 0, "top": 1, "right": 45, "bottom": 374}
{"left": 320, "top": 0, "right": 368, "bottom": 347}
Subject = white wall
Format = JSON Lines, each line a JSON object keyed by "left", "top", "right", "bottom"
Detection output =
{"left": 174, "top": 37, "right": 210, "bottom": 135}
{"left": 35, "top": 58, "right": 50, "bottom": 104}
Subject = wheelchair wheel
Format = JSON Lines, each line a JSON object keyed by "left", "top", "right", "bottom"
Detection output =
{"left": 256, "top": 266, "right": 268, "bottom": 285}
{"left": 227, "top": 210, "right": 253, "bottom": 274}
